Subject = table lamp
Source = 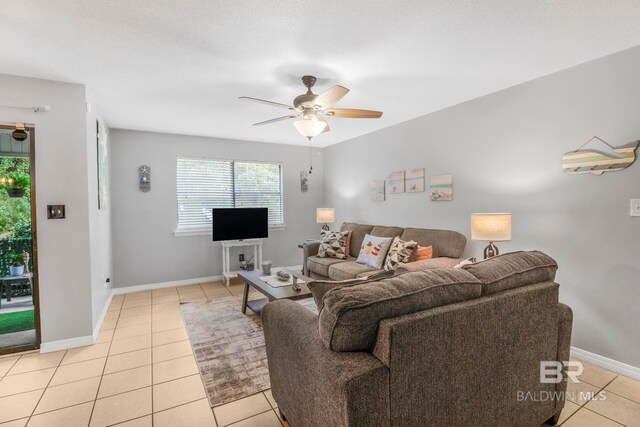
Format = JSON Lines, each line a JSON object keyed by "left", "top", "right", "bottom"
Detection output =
{"left": 471, "top": 213, "right": 512, "bottom": 259}
{"left": 316, "top": 208, "right": 335, "bottom": 231}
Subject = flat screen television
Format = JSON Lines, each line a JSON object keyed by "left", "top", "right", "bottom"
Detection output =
{"left": 212, "top": 208, "right": 268, "bottom": 241}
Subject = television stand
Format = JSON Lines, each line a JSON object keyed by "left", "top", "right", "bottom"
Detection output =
{"left": 221, "top": 239, "right": 264, "bottom": 286}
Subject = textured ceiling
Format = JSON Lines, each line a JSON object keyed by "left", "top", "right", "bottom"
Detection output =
{"left": 1, "top": 0, "right": 640, "bottom": 146}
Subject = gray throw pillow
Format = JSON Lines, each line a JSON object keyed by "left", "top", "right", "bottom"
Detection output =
{"left": 307, "top": 270, "right": 394, "bottom": 311}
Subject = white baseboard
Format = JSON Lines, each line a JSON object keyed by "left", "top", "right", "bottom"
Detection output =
{"left": 40, "top": 275, "right": 222, "bottom": 353}
{"left": 41, "top": 289, "right": 115, "bottom": 353}
{"left": 92, "top": 291, "right": 114, "bottom": 342}
{"left": 571, "top": 346, "right": 640, "bottom": 381}
{"left": 112, "top": 275, "right": 223, "bottom": 295}
{"left": 40, "top": 335, "right": 95, "bottom": 353}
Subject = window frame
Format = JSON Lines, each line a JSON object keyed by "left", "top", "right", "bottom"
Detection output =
{"left": 174, "top": 156, "right": 286, "bottom": 236}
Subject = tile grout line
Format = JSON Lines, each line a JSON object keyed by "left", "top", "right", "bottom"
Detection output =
{"left": 580, "top": 406, "right": 628, "bottom": 426}
{"left": 151, "top": 292, "right": 156, "bottom": 427}
{"left": 221, "top": 408, "right": 276, "bottom": 427}
{"left": 26, "top": 349, "right": 68, "bottom": 423}
{"left": 88, "top": 306, "right": 119, "bottom": 427}
{"left": 274, "top": 408, "right": 286, "bottom": 427}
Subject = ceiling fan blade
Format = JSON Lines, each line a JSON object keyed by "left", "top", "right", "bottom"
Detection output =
{"left": 312, "top": 85, "right": 349, "bottom": 110}
{"left": 239, "top": 96, "right": 294, "bottom": 110}
{"left": 318, "top": 116, "right": 330, "bottom": 133}
{"left": 325, "top": 108, "right": 383, "bottom": 119}
{"left": 252, "top": 115, "right": 298, "bottom": 126}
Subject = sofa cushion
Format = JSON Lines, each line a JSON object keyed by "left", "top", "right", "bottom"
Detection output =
{"left": 340, "top": 223, "right": 374, "bottom": 257}
{"left": 328, "top": 261, "right": 379, "bottom": 281}
{"left": 307, "top": 256, "right": 351, "bottom": 277}
{"left": 400, "top": 228, "right": 466, "bottom": 258}
{"left": 317, "top": 230, "right": 349, "bottom": 259}
{"left": 307, "top": 270, "right": 394, "bottom": 311}
{"left": 462, "top": 251, "right": 558, "bottom": 295}
{"left": 318, "top": 269, "right": 483, "bottom": 351}
{"left": 370, "top": 225, "right": 404, "bottom": 239}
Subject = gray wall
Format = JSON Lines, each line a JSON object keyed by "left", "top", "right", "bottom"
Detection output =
{"left": 110, "top": 130, "right": 324, "bottom": 287}
{"left": 0, "top": 74, "right": 96, "bottom": 343}
{"left": 324, "top": 46, "right": 640, "bottom": 367}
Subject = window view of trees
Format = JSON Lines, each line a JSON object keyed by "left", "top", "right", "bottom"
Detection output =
{"left": 176, "top": 158, "right": 284, "bottom": 229}
{"left": 0, "top": 157, "right": 33, "bottom": 279}
{"left": 0, "top": 157, "right": 31, "bottom": 239}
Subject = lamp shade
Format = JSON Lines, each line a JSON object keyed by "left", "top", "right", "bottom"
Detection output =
{"left": 294, "top": 119, "right": 327, "bottom": 139}
{"left": 316, "top": 208, "right": 335, "bottom": 224}
{"left": 471, "top": 213, "right": 512, "bottom": 242}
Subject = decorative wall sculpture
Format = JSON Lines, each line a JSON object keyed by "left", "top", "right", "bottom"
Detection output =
{"left": 562, "top": 136, "right": 638, "bottom": 175}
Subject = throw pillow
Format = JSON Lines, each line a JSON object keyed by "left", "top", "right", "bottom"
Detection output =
{"left": 415, "top": 245, "right": 433, "bottom": 261}
{"left": 384, "top": 237, "right": 418, "bottom": 271}
{"left": 317, "top": 230, "right": 349, "bottom": 259}
{"left": 356, "top": 234, "right": 393, "bottom": 269}
{"left": 307, "top": 270, "right": 395, "bottom": 311}
{"left": 454, "top": 257, "right": 477, "bottom": 268}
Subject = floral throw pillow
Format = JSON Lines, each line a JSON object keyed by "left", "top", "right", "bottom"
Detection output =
{"left": 356, "top": 234, "right": 394, "bottom": 269}
{"left": 317, "top": 230, "right": 350, "bottom": 259}
{"left": 384, "top": 237, "right": 418, "bottom": 271}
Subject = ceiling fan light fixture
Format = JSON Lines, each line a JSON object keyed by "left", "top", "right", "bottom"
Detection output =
{"left": 293, "top": 118, "right": 327, "bottom": 140}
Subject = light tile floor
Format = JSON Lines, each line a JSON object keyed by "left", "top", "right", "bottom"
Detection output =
{"left": 0, "top": 280, "right": 638, "bottom": 426}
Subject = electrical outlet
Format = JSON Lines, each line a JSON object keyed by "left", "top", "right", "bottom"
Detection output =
{"left": 631, "top": 199, "right": 640, "bottom": 217}
{"left": 239, "top": 254, "right": 245, "bottom": 262}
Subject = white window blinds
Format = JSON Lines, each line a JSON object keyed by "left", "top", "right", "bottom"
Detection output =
{"left": 176, "top": 158, "right": 284, "bottom": 230}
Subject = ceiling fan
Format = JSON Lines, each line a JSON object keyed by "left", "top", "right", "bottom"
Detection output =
{"left": 239, "top": 75, "right": 383, "bottom": 140}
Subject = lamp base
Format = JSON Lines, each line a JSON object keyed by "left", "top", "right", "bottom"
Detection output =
{"left": 321, "top": 223, "right": 330, "bottom": 231}
{"left": 483, "top": 242, "right": 499, "bottom": 259}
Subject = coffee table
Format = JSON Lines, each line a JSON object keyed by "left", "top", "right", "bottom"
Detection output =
{"left": 238, "top": 270, "right": 313, "bottom": 315}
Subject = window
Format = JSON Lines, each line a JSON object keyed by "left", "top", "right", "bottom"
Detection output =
{"left": 176, "top": 157, "right": 284, "bottom": 231}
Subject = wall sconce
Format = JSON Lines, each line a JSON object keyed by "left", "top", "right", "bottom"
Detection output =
{"left": 139, "top": 165, "right": 150, "bottom": 192}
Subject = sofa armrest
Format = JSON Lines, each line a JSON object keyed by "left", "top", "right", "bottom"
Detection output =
{"left": 396, "top": 257, "right": 461, "bottom": 272}
{"left": 303, "top": 240, "right": 321, "bottom": 276}
{"left": 555, "top": 303, "right": 573, "bottom": 414}
{"left": 263, "top": 300, "right": 389, "bottom": 427}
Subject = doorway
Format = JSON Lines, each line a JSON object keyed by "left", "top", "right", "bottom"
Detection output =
{"left": 0, "top": 124, "right": 40, "bottom": 354}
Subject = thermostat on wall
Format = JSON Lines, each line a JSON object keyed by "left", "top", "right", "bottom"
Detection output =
{"left": 631, "top": 199, "right": 640, "bottom": 217}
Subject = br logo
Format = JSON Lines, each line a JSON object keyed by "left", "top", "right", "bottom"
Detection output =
{"left": 540, "top": 361, "right": 583, "bottom": 384}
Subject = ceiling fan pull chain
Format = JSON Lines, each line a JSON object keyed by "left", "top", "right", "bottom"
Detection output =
{"left": 309, "top": 144, "right": 313, "bottom": 174}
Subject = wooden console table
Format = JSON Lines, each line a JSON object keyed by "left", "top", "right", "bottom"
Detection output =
{"left": 221, "top": 239, "right": 263, "bottom": 286}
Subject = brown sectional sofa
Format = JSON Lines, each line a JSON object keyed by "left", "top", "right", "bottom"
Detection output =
{"left": 263, "top": 251, "right": 573, "bottom": 427}
{"left": 303, "top": 222, "right": 467, "bottom": 280}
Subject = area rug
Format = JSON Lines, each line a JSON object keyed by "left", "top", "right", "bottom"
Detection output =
{"left": 180, "top": 293, "right": 317, "bottom": 407}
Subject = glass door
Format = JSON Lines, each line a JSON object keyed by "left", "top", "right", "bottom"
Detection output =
{"left": 0, "top": 124, "right": 40, "bottom": 353}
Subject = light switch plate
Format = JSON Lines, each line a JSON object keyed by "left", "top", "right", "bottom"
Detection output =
{"left": 631, "top": 199, "right": 640, "bottom": 217}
